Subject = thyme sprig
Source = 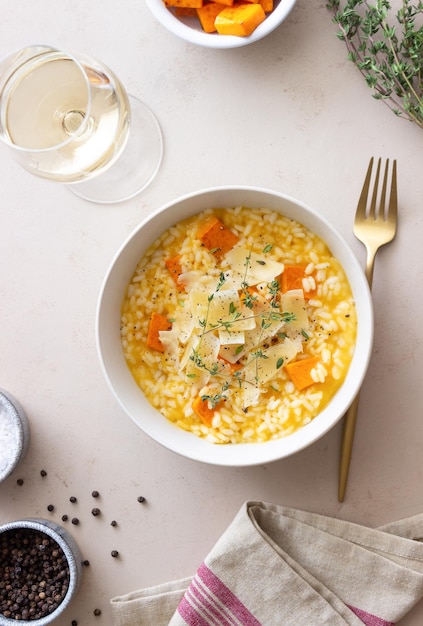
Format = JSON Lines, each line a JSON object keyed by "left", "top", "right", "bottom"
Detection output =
{"left": 187, "top": 254, "right": 295, "bottom": 408}
{"left": 327, "top": 0, "right": 423, "bottom": 128}
{"left": 189, "top": 245, "right": 296, "bottom": 407}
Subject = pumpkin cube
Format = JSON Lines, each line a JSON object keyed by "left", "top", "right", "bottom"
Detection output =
{"left": 215, "top": 4, "right": 266, "bottom": 36}
{"left": 174, "top": 7, "right": 198, "bottom": 15}
{"left": 259, "top": 0, "right": 273, "bottom": 11}
{"left": 165, "top": 0, "right": 203, "bottom": 8}
{"left": 197, "top": 2, "right": 227, "bottom": 32}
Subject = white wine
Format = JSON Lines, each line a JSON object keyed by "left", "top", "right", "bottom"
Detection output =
{"left": 0, "top": 49, "right": 130, "bottom": 182}
{"left": 0, "top": 45, "right": 163, "bottom": 202}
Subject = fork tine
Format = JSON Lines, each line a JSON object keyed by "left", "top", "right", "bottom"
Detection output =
{"left": 389, "top": 159, "right": 398, "bottom": 224}
{"left": 369, "top": 157, "right": 381, "bottom": 220}
{"left": 378, "top": 158, "right": 389, "bottom": 221}
{"left": 355, "top": 157, "right": 374, "bottom": 221}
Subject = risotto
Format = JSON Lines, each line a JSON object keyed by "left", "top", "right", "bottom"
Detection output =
{"left": 120, "top": 206, "right": 357, "bottom": 444}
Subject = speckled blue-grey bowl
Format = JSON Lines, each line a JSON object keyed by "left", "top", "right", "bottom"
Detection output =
{"left": 0, "top": 389, "right": 30, "bottom": 482}
{"left": 0, "top": 518, "right": 82, "bottom": 625}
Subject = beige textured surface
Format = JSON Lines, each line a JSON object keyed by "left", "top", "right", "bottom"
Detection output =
{"left": 1, "top": 1, "right": 423, "bottom": 624}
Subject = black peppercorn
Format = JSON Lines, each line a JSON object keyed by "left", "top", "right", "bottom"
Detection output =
{"left": 16, "top": 478, "right": 24, "bottom": 486}
{"left": 82, "top": 559, "right": 90, "bottom": 567}
{"left": 69, "top": 496, "right": 77, "bottom": 503}
{"left": 0, "top": 528, "right": 70, "bottom": 620}
{"left": 71, "top": 518, "right": 79, "bottom": 526}
{"left": 111, "top": 550, "right": 119, "bottom": 558}
{"left": 91, "top": 508, "right": 101, "bottom": 517}
{"left": 137, "top": 496, "right": 146, "bottom": 503}
{"left": 40, "top": 469, "right": 47, "bottom": 477}
{"left": 47, "top": 504, "right": 54, "bottom": 512}
{"left": 71, "top": 621, "right": 78, "bottom": 626}
{"left": 94, "top": 608, "right": 102, "bottom": 616}
{"left": 110, "top": 520, "right": 117, "bottom": 527}
{"left": 62, "top": 515, "right": 68, "bottom": 522}
{"left": 91, "top": 490, "right": 100, "bottom": 498}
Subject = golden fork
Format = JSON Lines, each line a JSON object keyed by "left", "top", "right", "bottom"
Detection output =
{"left": 338, "top": 157, "right": 398, "bottom": 502}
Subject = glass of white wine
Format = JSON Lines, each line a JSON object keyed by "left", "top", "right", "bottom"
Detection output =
{"left": 0, "top": 45, "right": 163, "bottom": 203}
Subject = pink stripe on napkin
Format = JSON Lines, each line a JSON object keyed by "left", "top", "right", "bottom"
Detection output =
{"left": 348, "top": 605, "right": 395, "bottom": 626}
{"left": 178, "top": 562, "right": 261, "bottom": 626}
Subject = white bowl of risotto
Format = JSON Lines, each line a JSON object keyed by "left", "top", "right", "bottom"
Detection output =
{"left": 145, "top": 0, "right": 297, "bottom": 49}
{"left": 96, "top": 186, "right": 373, "bottom": 466}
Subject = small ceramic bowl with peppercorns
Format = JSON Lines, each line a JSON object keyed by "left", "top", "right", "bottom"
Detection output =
{"left": 145, "top": 0, "right": 298, "bottom": 48}
{"left": 0, "top": 518, "right": 82, "bottom": 625}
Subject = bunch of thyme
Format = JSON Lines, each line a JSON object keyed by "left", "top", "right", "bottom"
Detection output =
{"left": 327, "top": 0, "right": 423, "bottom": 128}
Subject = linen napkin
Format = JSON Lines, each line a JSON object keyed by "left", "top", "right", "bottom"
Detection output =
{"left": 111, "top": 501, "right": 423, "bottom": 626}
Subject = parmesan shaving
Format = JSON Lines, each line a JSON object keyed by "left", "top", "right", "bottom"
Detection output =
{"left": 225, "top": 246, "right": 284, "bottom": 285}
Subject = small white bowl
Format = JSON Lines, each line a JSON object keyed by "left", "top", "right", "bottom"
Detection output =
{"left": 0, "top": 389, "right": 30, "bottom": 483}
{"left": 145, "top": 0, "right": 297, "bottom": 48}
{"left": 96, "top": 186, "right": 373, "bottom": 467}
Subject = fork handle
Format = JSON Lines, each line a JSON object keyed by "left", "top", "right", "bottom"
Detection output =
{"left": 338, "top": 394, "right": 361, "bottom": 502}
{"left": 338, "top": 249, "right": 375, "bottom": 502}
{"left": 365, "top": 246, "right": 376, "bottom": 288}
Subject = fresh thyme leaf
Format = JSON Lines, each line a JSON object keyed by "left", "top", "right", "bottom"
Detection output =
{"left": 268, "top": 279, "right": 281, "bottom": 308}
{"left": 276, "top": 357, "right": 284, "bottom": 369}
{"left": 263, "top": 244, "right": 274, "bottom": 253}
{"left": 327, "top": 0, "right": 423, "bottom": 129}
{"left": 216, "top": 272, "right": 227, "bottom": 291}
{"left": 256, "top": 259, "right": 266, "bottom": 265}
{"left": 241, "top": 288, "right": 257, "bottom": 309}
{"left": 201, "top": 393, "right": 226, "bottom": 408}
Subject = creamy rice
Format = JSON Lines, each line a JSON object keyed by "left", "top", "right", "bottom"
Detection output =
{"left": 120, "top": 207, "right": 357, "bottom": 444}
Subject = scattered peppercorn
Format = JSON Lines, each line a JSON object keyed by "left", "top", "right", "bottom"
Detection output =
{"left": 82, "top": 559, "right": 90, "bottom": 567}
{"left": 137, "top": 496, "right": 146, "bottom": 503}
{"left": 111, "top": 550, "right": 119, "bottom": 558}
{"left": 40, "top": 469, "right": 47, "bottom": 477}
{"left": 71, "top": 518, "right": 79, "bottom": 526}
{"left": 16, "top": 478, "right": 24, "bottom": 486}
{"left": 71, "top": 621, "right": 78, "bottom": 626}
{"left": 91, "top": 490, "right": 100, "bottom": 498}
{"left": 62, "top": 515, "right": 69, "bottom": 522}
{"left": 69, "top": 496, "right": 77, "bottom": 503}
{"left": 110, "top": 520, "right": 117, "bottom": 527}
{"left": 47, "top": 504, "right": 55, "bottom": 512}
{"left": 91, "top": 508, "right": 101, "bottom": 517}
{"left": 94, "top": 608, "right": 102, "bottom": 616}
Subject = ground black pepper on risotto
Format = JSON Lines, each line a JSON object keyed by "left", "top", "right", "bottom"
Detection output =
{"left": 120, "top": 207, "right": 357, "bottom": 444}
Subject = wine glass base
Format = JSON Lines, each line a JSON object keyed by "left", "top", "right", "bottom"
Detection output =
{"left": 68, "top": 96, "right": 163, "bottom": 204}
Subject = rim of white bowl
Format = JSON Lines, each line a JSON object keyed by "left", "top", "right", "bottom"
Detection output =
{"left": 96, "top": 185, "right": 373, "bottom": 467}
{"left": 145, "top": 0, "right": 298, "bottom": 49}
